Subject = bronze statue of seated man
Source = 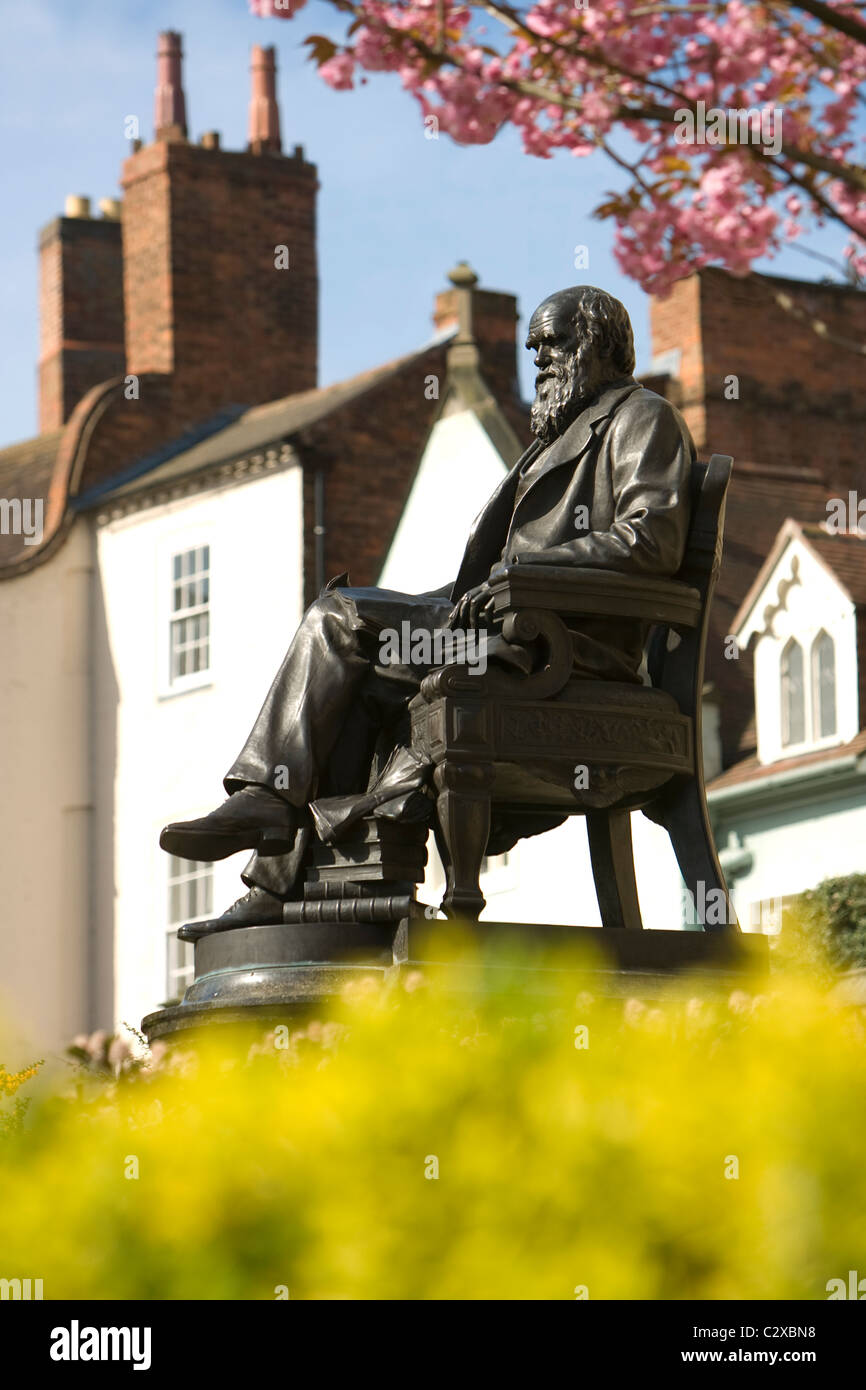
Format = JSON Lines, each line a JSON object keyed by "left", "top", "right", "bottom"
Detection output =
{"left": 160, "top": 285, "right": 696, "bottom": 933}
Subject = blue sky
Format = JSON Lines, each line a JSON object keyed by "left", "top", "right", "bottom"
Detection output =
{"left": 0, "top": 0, "right": 854, "bottom": 449}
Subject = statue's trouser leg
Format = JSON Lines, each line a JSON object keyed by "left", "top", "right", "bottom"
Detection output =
{"left": 225, "top": 589, "right": 376, "bottom": 810}
{"left": 225, "top": 586, "right": 453, "bottom": 898}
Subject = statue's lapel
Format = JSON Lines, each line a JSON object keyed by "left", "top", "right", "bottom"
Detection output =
{"left": 512, "top": 378, "right": 640, "bottom": 514}
{"left": 450, "top": 379, "right": 639, "bottom": 600}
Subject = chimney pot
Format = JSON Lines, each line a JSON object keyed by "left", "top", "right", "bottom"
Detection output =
{"left": 200, "top": 130, "right": 221, "bottom": 149}
{"left": 98, "top": 197, "right": 122, "bottom": 220}
{"left": 64, "top": 195, "right": 91, "bottom": 219}
{"left": 154, "top": 30, "right": 188, "bottom": 140}
{"left": 248, "top": 43, "right": 282, "bottom": 154}
{"left": 448, "top": 260, "right": 479, "bottom": 289}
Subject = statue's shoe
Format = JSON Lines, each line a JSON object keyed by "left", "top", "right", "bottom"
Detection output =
{"left": 159, "top": 786, "right": 296, "bottom": 861}
{"left": 177, "top": 887, "right": 285, "bottom": 941}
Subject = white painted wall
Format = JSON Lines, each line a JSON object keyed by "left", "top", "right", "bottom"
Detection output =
{"left": 380, "top": 408, "right": 511, "bottom": 594}
{"left": 96, "top": 465, "right": 304, "bottom": 1028}
{"left": 0, "top": 522, "right": 94, "bottom": 1054}
{"left": 423, "top": 811, "right": 684, "bottom": 930}
{"left": 713, "top": 789, "right": 866, "bottom": 931}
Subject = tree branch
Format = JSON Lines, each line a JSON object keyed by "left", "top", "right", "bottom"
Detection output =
{"left": 782, "top": 0, "right": 866, "bottom": 47}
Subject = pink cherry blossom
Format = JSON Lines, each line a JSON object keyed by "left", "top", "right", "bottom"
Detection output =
{"left": 319, "top": 53, "right": 356, "bottom": 89}
{"left": 250, "top": 0, "right": 866, "bottom": 292}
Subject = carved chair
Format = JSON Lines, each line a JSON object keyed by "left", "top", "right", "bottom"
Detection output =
{"left": 409, "top": 453, "right": 738, "bottom": 932}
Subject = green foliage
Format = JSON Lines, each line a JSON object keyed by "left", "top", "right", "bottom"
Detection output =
{"left": 1, "top": 952, "right": 865, "bottom": 1300}
{"left": 780, "top": 874, "right": 866, "bottom": 978}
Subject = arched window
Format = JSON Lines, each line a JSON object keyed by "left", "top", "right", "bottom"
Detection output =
{"left": 811, "top": 630, "right": 837, "bottom": 739}
{"left": 780, "top": 639, "right": 805, "bottom": 746}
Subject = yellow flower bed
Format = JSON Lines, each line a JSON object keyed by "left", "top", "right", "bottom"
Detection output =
{"left": 1, "top": 946, "right": 864, "bottom": 1300}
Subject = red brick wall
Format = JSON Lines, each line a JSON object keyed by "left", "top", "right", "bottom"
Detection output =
{"left": 38, "top": 216, "right": 125, "bottom": 432}
{"left": 651, "top": 268, "right": 866, "bottom": 490}
{"left": 648, "top": 274, "right": 706, "bottom": 447}
{"left": 651, "top": 268, "right": 866, "bottom": 763}
{"left": 300, "top": 345, "right": 450, "bottom": 604}
{"left": 701, "top": 270, "right": 866, "bottom": 490}
{"left": 120, "top": 138, "right": 318, "bottom": 426}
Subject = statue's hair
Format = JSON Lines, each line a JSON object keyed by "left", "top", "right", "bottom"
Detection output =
{"left": 534, "top": 285, "right": 636, "bottom": 376}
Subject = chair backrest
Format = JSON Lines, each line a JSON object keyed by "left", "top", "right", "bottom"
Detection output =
{"left": 677, "top": 454, "right": 733, "bottom": 598}
{"left": 647, "top": 453, "right": 733, "bottom": 709}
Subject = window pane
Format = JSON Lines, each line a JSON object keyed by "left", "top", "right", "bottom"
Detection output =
{"left": 169, "top": 548, "right": 211, "bottom": 684}
{"left": 166, "top": 932, "right": 195, "bottom": 999}
{"left": 811, "top": 632, "right": 836, "bottom": 739}
{"left": 167, "top": 859, "right": 214, "bottom": 927}
{"left": 781, "top": 640, "right": 805, "bottom": 746}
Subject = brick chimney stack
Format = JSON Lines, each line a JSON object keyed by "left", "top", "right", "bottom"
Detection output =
{"left": 154, "top": 31, "right": 187, "bottom": 141}
{"left": 649, "top": 269, "right": 866, "bottom": 489}
{"left": 434, "top": 263, "right": 522, "bottom": 427}
{"left": 120, "top": 31, "right": 318, "bottom": 425}
{"left": 248, "top": 45, "right": 281, "bottom": 154}
{"left": 38, "top": 194, "right": 125, "bottom": 432}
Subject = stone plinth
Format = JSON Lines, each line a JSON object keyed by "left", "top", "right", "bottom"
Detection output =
{"left": 143, "top": 913, "right": 768, "bottom": 1043}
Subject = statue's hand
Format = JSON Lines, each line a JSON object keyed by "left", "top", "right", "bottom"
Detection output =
{"left": 448, "top": 582, "right": 495, "bottom": 631}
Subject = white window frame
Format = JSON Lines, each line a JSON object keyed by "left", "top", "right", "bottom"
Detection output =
{"left": 165, "top": 931, "right": 195, "bottom": 1002}
{"left": 165, "top": 855, "right": 214, "bottom": 1000}
{"left": 810, "top": 629, "right": 837, "bottom": 741}
{"left": 780, "top": 637, "right": 806, "bottom": 749}
{"left": 158, "top": 536, "right": 213, "bottom": 698}
{"left": 778, "top": 628, "right": 841, "bottom": 758}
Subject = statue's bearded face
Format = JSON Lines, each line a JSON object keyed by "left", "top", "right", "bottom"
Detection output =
{"left": 527, "top": 304, "right": 606, "bottom": 444}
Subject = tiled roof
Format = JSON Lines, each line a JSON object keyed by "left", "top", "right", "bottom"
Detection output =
{"left": 92, "top": 338, "right": 456, "bottom": 505}
{"left": 799, "top": 523, "right": 866, "bottom": 605}
{"left": 707, "top": 728, "right": 866, "bottom": 792}
{"left": 0, "top": 429, "right": 63, "bottom": 494}
{"left": 0, "top": 429, "right": 64, "bottom": 567}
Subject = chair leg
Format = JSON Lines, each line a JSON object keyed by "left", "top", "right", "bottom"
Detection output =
{"left": 434, "top": 761, "right": 494, "bottom": 921}
{"left": 586, "top": 809, "right": 643, "bottom": 929}
{"left": 652, "top": 778, "right": 738, "bottom": 932}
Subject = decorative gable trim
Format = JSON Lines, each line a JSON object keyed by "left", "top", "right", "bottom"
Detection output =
{"left": 93, "top": 442, "right": 298, "bottom": 526}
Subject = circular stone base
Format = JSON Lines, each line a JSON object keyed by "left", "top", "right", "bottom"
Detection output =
{"left": 143, "top": 918, "right": 405, "bottom": 1043}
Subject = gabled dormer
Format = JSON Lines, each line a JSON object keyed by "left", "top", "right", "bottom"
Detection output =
{"left": 734, "top": 520, "right": 866, "bottom": 766}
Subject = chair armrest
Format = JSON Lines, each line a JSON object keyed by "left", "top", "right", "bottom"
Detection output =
{"left": 486, "top": 565, "right": 701, "bottom": 629}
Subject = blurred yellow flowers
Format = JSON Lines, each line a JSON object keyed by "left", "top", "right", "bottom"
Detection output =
{"left": 1, "top": 947, "right": 864, "bottom": 1300}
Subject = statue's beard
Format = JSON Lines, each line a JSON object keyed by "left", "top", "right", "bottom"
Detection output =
{"left": 530, "top": 354, "right": 594, "bottom": 444}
